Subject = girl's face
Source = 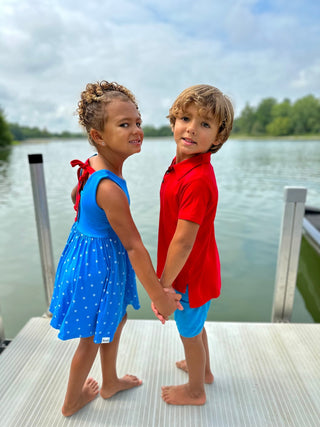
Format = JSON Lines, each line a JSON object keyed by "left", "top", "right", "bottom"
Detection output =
{"left": 173, "top": 104, "right": 219, "bottom": 162}
{"left": 98, "top": 99, "right": 143, "bottom": 157}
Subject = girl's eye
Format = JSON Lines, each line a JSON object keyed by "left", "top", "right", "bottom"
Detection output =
{"left": 120, "top": 123, "right": 129, "bottom": 128}
{"left": 202, "top": 122, "right": 210, "bottom": 128}
{"left": 136, "top": 122, "right": 142, "bottom": 128}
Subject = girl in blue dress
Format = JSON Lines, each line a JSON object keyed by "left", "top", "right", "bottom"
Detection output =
{"left": 49, "top": 81, "right": 182, "bottom": 417}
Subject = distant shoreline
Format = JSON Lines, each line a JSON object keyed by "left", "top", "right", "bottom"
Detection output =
{"left": 229, "top": 134, "right": 320, "bottom": 141}
{"left": 6, "top": 133, "right": 320, "bottom": 146}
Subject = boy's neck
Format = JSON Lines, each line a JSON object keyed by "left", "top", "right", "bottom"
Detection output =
{"left": 175, "top": 151, "right": 207, "bottom": 164}
{"left": 175, "top": 152, "right": 192, "bottom": 163}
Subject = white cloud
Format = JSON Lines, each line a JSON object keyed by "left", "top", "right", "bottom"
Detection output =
{"left": 292, "top": 61, "right": 320, "bottom": 90}
{"left": 0, "top": 0, "right": 319, "bottom": 132}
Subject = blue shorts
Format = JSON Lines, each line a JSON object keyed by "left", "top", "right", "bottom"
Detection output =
{"left": 174, "top": 287, "right": 211, "bottom": 338}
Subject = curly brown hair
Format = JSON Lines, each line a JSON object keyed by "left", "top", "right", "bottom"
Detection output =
{"left": 168, "top": 84, "right": 234, "bottom": 153}
{"left": 77, "top": 81, "right": 139, "bottom": 146}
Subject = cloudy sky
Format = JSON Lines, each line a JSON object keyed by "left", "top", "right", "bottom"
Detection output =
{"left": 0, "top": 0, "right": 319, "bottom": 133}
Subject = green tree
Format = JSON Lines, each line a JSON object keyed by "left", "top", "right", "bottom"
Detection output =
{"left": 143, "top": 125, "right": 158, "bottom": 137}
{"left": 157, "top": 125, "right": 172, "bottom": 137}
{"left": 291, "top": 95, "right": 320, "bottom": 134}
{"left": 271, "top": 98, "right": 292, "bottom": 118}
{"left": 253, "top": 97, "right": 277, "bottom": 134}
{"left": 0, "top": 108, "right": 13, "bottom": 147}
{"left": 143, "top": 125, "right": 172, "bottom": 137}
{"left": 233, "top": 103, "right": 256, "bottom": 134}
{"left": 266, "top": 117, "right": 291, "bottom": 136}
{"left": 266, "top": 99, "right": 293, "bottom": 136}
{"left": 9, "top": 122, "right": 26, "bottom": 140}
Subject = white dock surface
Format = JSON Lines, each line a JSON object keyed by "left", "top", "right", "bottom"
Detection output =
{"left": 0, "top": 318, "right": 319, "bottom": 426}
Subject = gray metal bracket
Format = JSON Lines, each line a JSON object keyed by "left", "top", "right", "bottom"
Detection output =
{"left": 271, "top": 187, "right": 307, "bottom": 322}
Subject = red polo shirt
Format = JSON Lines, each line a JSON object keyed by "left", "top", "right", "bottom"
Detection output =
{"left": 157, "top": 152, "right": 221, "bottom": 308}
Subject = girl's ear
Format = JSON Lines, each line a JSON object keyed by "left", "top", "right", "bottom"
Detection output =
{"left": 90, "top": 129, "right": 105, "bottom": 146}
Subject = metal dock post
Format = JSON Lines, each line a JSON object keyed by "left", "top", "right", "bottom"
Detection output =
{"left": 28, "top": 154, "right": 55, "bottom": 311}
{"left": 0, "top": 304, "right": 10, "bottom": 353}
{"left": 271, "top": 187, "right": 307, "bottom": 322}
{"left": 0, "top": 304, "right": 5, "bottom": 351}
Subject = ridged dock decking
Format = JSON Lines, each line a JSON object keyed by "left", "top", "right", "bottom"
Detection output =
{"left": 0, "top": 318, "right": 319, "bottom": 426}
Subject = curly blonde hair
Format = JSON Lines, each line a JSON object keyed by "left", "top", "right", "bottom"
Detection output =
{"left": 168, "top": 84, "right": 234, "bottom": 153}
{"left": 77, "top": 81, "right": 139, "bottom": 146}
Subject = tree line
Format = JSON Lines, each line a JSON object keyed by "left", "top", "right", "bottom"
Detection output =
{"left": 1, "top": 94, "right": 319, "bottom": 147}
{"left": 143, "top": 94, "right": 320, "bottom": 137}
{"left": 0, "top": 108, "right": 13, "bottom": 147}
{"left": 0, "top": 110, "right": 84, "bottom": 148}
{"left": 8, "top": 122, "right": 83, "bottom": 141}
{"left": 233, "top": 94, "right": 320, "bottom": 136}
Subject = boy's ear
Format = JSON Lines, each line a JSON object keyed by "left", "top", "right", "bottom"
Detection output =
{"left": 211, "top": 137, "right": 221, "bottom": 146}
{"left": 209, "top": 138, "right": 223, "bottom": 153}
{"left": 90, "top": 129, "right": 104, "bottom": 145}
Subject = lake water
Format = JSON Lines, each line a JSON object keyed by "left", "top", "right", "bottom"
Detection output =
{"left": 0, "top": 137, "right": 320, "bottom": 338}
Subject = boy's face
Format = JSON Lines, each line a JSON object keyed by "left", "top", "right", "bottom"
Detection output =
{"left": 173, "top": 104, "right": 219, "bottom": 162}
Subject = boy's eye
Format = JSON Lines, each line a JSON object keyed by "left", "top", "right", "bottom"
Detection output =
{"left": 120, "top": 123, "right": 129, "bottom": 128}
{"left": 136, "top": 122, "right": 142, "bottom": 128}
{"left": 181, "top": 116, "right": 189, "bottom": 122}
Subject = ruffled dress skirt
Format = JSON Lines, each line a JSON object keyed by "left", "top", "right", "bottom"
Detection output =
{"left": 50, "top": 222, "right": 140, "bottom": 343}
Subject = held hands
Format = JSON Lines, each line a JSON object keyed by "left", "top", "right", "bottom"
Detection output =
{"left": 151, "top": 301, "right": 166, "bottom": 324}
{"left": 151, "top": 287, "right": 183, "bottom": 324}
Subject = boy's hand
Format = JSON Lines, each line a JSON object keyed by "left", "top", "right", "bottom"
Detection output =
{"left": 151, "top": 287, "right": 183, "bottom": 324}
{"left": 164, "top": 287, "right": 183, "bottom": 310}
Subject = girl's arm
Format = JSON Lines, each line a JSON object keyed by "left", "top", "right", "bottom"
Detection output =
{"left": 71, "top": 185, "right": 77, "bottom": 204}
{"left": 96, "top": 179, "right": 181, "bottom": 318}
{"left": 160, "top": 218, "right": 199, "bottom": 288}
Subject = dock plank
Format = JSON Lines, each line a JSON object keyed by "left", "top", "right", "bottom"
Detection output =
{"left": 0, "top": 318, "right": 319, "bottom": 426}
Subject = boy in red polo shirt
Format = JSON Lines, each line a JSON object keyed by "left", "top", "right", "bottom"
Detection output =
{"left": 155, "top": 84, "right": 234, "bottom": 405}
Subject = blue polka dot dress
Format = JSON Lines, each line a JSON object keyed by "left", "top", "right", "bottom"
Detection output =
{"left": 49, "top": 162, "right": 140, "bottom": 344}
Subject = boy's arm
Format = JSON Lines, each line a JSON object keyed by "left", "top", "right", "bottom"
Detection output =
{"left": 160, "top": 218, "right": 200, "bottom": 288}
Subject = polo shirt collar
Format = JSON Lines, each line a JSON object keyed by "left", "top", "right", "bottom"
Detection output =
{"left": 168, "top": 152, "right": 212, "bottom": 180}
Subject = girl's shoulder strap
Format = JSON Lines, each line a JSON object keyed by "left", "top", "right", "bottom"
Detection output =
{"left": 71, "top": 158, "right": 96, "bottom": 176}
{"left": 93, "top": 170, "right": 130, "bottom": 204}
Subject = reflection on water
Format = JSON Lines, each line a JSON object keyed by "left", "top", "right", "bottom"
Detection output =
{"left": 0, "top": 146, "right": 12, "bottom": 163}
{"left": 0, "top": 147, "right": 12, "bottom": 203}
{"left": 297, "top": 236, "right": 320, "bottom": 322}
{"left": 0, "top": 138, "right": 320, "bottom": 338}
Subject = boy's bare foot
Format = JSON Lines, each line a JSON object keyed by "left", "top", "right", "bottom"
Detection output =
{"left": 176, "top": 360, "right": 188, "bottom": 373}
{"left": 100, "top": 374, "right": 142, "bottom": 399}
{"left": 161, "top": 384, "right": 206, "bottom": 406}
{"left": 176, "top": 360, "right": 214, "bottom": 384}
{"left": 62, "top": 377, "right": 99, "bottom": 417}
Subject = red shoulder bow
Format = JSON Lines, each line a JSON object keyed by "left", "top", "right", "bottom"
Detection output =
{"left": 70, "top": 158, "right": 95, "bottom": 221}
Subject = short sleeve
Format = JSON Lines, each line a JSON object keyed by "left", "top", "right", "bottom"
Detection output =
{"left": 178, "top": 179, "right": 212, "bottom": 225}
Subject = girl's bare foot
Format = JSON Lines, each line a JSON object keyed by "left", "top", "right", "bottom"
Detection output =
{"left": 62, "top": 377, "right": 99, "bottom": 417}
{"left": 100, "top": 374, "right": 142, "bottom": 399}
{"left": 176, "top": 360, "right": 214, "bottom": 384}
{"left": 161, "top": 384, "right": 206, "bottom": 406}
